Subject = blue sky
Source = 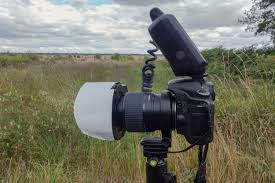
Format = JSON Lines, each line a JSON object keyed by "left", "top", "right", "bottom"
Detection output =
{"left": 49, "top": 0, "right": 113, "bottom": 6}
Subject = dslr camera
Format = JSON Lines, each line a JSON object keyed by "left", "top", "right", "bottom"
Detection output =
{"left": 74, "top": 8, "right": 215, "bottom": 183}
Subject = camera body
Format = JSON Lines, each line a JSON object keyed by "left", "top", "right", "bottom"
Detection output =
{"left": 168, "top": 78, "right": 215, "bottom": 144}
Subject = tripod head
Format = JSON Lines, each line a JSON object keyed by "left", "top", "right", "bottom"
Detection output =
{"left": 141, "top": 135, "right": 176, "bottom": 183}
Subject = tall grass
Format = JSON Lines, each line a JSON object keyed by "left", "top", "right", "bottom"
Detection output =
{"left": 0, "top": 57, "right": 274, "bottom": 182}
{"left": 0, "top": 54, "right": 39, "bottom": 67}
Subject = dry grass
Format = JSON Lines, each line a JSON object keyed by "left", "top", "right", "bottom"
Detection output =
{"left": 0, "top": 58, "right": 274, "bottom": 182}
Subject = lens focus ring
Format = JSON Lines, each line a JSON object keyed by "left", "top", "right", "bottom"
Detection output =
{"left": 124, "top": 93, "right": 145, "bottom": 132}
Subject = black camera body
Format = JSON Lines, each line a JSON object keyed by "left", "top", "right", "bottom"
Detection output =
{"left": 168, "top": 78, "right": 215, "bottom": 144}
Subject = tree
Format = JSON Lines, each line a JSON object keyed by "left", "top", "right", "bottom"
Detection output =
{"left": 239, "top": 0, "right": 275, "bottom": 47}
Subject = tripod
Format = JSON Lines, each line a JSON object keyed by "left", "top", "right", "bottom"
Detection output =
{"left": 140, "top": 131, "right": 176, "bottom": 183}
{"left": 140, "top": 131, "right": 208, "bottom": 183}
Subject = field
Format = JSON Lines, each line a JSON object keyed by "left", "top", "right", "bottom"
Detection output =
{"left": 0, "top": 51, "right": 274, "bottom": 183}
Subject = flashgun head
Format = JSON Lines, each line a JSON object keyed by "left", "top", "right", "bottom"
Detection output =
{"left": 74, "top": 82, "right": 127, "bottom": 141}
{"left": 148, "top": 7, "right": 208, "bottom": 77}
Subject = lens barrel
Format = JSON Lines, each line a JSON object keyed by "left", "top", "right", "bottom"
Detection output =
{"left": 113, "top": 91, "right": 176, "bottom": 135}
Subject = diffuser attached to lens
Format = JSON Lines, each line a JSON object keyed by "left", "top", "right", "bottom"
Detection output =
{"left": 74, "top": 82, "right": 117, "bottom": 140}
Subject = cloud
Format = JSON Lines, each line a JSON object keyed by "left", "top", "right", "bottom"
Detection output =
{"left": 0, "top": 0, "right": 270, "bottom": 53}
{"left": 70, "top": 0, "right": 87, "bottom": 9}
{"left": 113, "top": 0, "right": 180, "bottom": 6}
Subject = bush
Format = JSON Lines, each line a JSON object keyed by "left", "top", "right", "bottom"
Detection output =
{"left": 95, "top": 54, "right": 101, "bottom": 60}
{"left": 202, "top": 47, "right": 275, "bottom": 79}
{"left": 111, "top": 53, "right": 121, "bottom": 61}
{"left": 0, "top": 54, "right": 38, "bottom": 67}
{"left": 254, "top": 55, "right": 275, "bottom": 80}
{"left": 111, "top": 54, "right": 135, "bottom": 61}
{"left": 125, "top": 55, "right": 134, "bottom": 61}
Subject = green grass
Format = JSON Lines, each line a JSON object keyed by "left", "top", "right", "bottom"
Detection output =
{"left": 0, "top": 54, "right": 39, "bottom": 67}
{"left": 0, "top": 56, "right": 274, "bottom": 182}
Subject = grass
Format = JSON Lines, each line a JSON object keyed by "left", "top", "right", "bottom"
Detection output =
{"left": 0, "top": 56, "right": 274, "bottom": 182}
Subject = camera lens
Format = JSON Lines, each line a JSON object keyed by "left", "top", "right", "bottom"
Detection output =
{"left": 114, "top": 91, "right": 176, "bottom": 133}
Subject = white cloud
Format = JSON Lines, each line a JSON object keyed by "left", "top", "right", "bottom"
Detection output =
{"left": 71, "top": 0, "right": 87, "bottom": 9}
{"left": 0, "top": 0, "right": 270, "bottom": 53}
{"left": 113, "top": 0, "right": 180, "bottom": 6}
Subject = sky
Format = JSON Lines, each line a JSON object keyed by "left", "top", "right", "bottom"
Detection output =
{"left": 0, "top": 0, "right": 271, "bottom": 53}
